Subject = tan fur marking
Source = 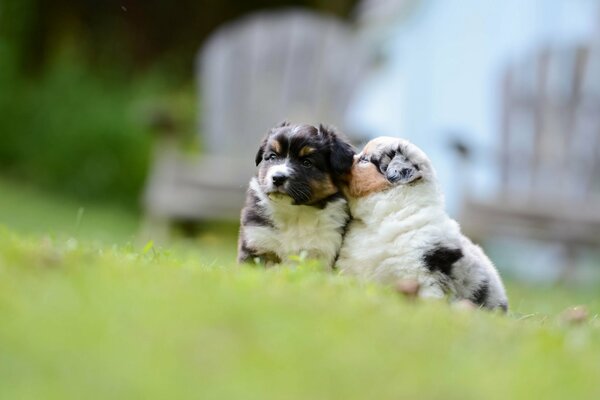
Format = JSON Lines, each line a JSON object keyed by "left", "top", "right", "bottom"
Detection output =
{"left": 348, "top": 161, "right": 390, "bottom": 198}
{"left": 300, "top": 146, "right": 316, "bottom": 157}
{"left": 271, "top": 139, "right": 282, "bottom": 154}
{"left": 309, "top": 176, "right": 338, "bottom": 203}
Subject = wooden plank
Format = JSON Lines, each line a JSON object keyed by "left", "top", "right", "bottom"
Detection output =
{"left": 461, "top": 42, "right": 600, "bottom": 247}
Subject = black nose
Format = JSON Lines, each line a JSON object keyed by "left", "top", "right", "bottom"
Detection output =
{"left": 272, "top": 173, "right": 288, "bottom": 187}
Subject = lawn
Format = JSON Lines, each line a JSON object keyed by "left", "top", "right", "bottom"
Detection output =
{"left": 0, "top": 177, "right": 139, "bottom": 243}
{"left": 1, "top": 179, "right": 599, "bottom": 399}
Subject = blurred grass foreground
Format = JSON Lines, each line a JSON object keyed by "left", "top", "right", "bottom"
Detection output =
{"left": 0, "top": 178, "right": 600, "bottom": 400}
{"left": 1, "top": 226, "right": 600, "bottom": 400}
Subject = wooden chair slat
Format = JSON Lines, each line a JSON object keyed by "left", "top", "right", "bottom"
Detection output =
{"left": 461, "top": 42, "right": 600, "bottom": 257}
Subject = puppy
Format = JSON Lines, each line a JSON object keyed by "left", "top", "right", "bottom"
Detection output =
{"left": 237, "top": 122, "right": 355, "bottom": 268}
{"left": 336, "top": 137, "right": 508, "bottom": 311}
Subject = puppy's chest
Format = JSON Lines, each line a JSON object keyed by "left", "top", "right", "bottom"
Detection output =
{"left": 246, "top": 200, "right": 348, "bottom": 261}
{"left": 338, "top": 213, "right": 456, "bottom": 272}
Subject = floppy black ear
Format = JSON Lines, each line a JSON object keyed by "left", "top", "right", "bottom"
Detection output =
{"left": 255, "top": 141, "right": 266, "bottom": 166}
{"left": 385, "top": 154, "right": 422, "bottom": 184}
{"left": 255, "top": 134, "right": 270, "bottom": 166}
{"left": 319, "top": 124, "right": 355, "bottom": 177}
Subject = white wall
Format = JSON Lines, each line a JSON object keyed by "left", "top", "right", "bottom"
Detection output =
{"left": 348, "top": 0, "right": 599, "bottom": 214}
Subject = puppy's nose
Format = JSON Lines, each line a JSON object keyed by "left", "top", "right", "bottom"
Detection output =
{"left": 272, "top": 173, "right": 288, "bottom": 187}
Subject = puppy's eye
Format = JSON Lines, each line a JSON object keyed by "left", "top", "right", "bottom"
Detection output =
{"left": 266, "top": 154, "right": 277, "bottom": 161}
{"left": 302, "top": 159, "right": 312, "bottom": 168}
{"left": 358, "top": 156, "right": 369, "bottom": 164}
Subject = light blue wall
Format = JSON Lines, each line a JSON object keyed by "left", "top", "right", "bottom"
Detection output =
{"left": 348, "top": 0, "right": 599, "bottom": 214}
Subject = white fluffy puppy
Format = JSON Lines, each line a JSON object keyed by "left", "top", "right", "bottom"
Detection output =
{"left": 336, "top": 137, "right": 508, "bottom": 311}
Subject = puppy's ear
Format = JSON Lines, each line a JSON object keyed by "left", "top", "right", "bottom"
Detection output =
{"left": 319, "top": 124, "right": 355, "bottom": 177}
{"left": 254, "top": 129, "right": 273, "bottom": 167}
{"left": 385, "top": 154, "right": 422, "bottom": 184}
{"left": 255, "top": 136, "right": 268, "bottom": 166}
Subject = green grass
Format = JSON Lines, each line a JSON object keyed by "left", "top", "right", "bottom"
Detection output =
{"left": 0, "top": 229, "right": 599, "bottom": 400}
{"left": 1, "top": 180, "right": 600, "bottom": 399}
{"left": 0, "top": 177, "right": 139, "bottom": 243}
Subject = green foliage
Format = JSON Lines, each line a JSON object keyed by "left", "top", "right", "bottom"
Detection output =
{"left": 0, "top": 0, "right": 359, "bottom": 80}
{"left": 0, "top": 50, "right": 154, "bottom": 207}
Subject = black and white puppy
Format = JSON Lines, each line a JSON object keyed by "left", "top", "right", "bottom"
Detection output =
{"left": 336, "top": 137, "right": 508, "bottom": 311}
{"left": 237, "top": 122, "right": 355, "bottom": 268}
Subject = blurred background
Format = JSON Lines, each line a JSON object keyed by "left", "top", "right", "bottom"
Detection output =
{"left": 1, "top": 0, "right": 600, "bottom": 285}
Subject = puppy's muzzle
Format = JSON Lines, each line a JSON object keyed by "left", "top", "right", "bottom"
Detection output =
{"left": 272, "top": 172, "right": 288, "bottom": 187}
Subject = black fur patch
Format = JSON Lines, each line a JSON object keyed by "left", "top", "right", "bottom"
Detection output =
{"left": 237, "top": 238, "right": 254, "bottom": 263}
{"left": 240, "top": 191, "right": 273, "bottom": 227}
{"left": 320, "top": 124, "right": 355, "bottom": 178}
{"left": 311, "top": 192, "right": 345, "bottom": 209}
{"left": 422, "top": 246, "right": 463, "bottom": 275}
{"left": 237, "top": 242, "right": 280, "bottom": 265}
{"left": 471, "top": 280, "right": 489, "bottom": 306}
{"left": 241, "top": 208, "right": 272, "bottom": 227}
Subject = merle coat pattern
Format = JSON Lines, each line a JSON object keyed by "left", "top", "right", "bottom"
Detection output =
{"left": 336, "top": 137, "right": 508, "bottom": 311}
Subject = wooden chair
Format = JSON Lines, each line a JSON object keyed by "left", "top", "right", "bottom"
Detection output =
{"left": 459, "top": 43, "right": 600, "bottom": 276}
{"left": 142, "top": 9, "right": 370, "bottom": 237}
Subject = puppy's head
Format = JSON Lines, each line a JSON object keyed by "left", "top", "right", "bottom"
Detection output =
{"left": 348, "top": 136, "right": 435, "bottom": 198}
{"left": 255, "top": 122, "right": 355, "bottom": 205}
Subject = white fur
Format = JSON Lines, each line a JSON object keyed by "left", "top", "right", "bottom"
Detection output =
{"left": 264, "top": 163, "right": 291, "bottom": 191}
{"left": 244, "top": 178, "right": 348, "bottom": 266}
{"left": 336, "top": 141, "right": 508, "bottom": 310}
